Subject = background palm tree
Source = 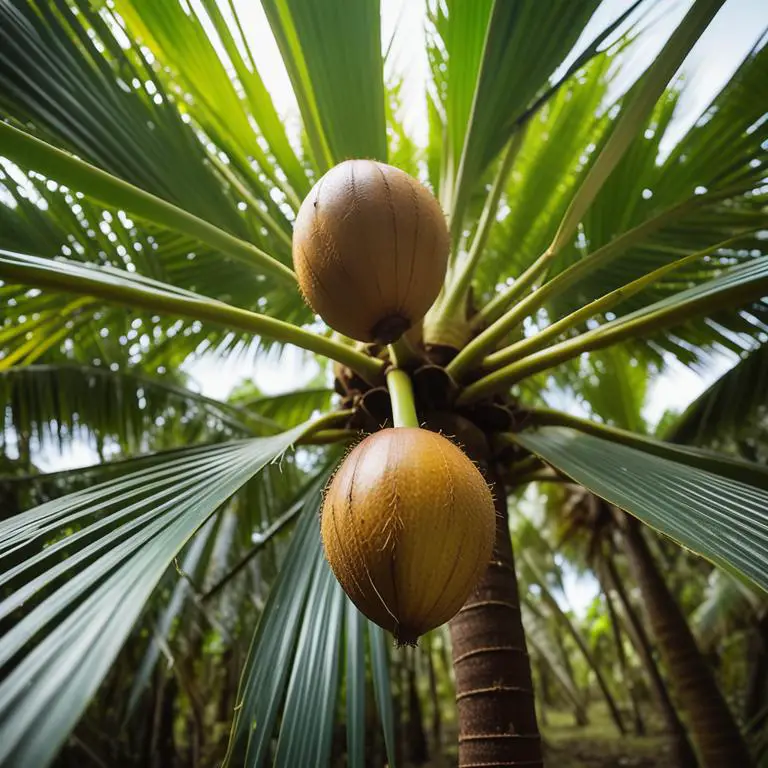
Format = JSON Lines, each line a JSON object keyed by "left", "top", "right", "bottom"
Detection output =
{"left": 1, "top": 0, "right": 767, "bottom": 766}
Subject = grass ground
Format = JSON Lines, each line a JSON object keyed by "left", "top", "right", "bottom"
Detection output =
{"left": 542, "top": 703, "right": 677, "bottom": 768}
{"left": 419, "top": 702, "right": 677, "bottom": 767}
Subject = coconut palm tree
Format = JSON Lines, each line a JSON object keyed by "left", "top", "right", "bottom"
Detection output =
{"left": 539, "top": 335, "right": 768, "bottom": 768}
{"left": 1, "top": 1, "right": 767, "bottom": 766}
{"left": 515, "top": 519, "right": 628, "bottom": 734}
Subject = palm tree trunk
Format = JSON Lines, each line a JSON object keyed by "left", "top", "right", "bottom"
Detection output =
{"left": 552, "top": 626, "right": 589, "bottom": 725}
{"left": 603, "top": 554, "right": 697, "bottom": 767}
{"left": 602, "top": 578, "right": 645, "bottom": 735}
{"left": 536, "top": 659, "right": 549, "bottom": 727}
{"left": 619, "top": 514, "right": 752, "bottom": 767}
{"left": 744, "top": 615, "right": 768, "bottom": 724}
{"left": 525, "top": 630, "right": 588, "bottom": 726}
{"left": 406, "top": 652, "right": 429, "bottom": 764}
{"left": 426, "top": 641, "right": 442, "bottom": 753}
{"left": 524, "top": 552, "right": 626, "bottom": 735}
{"left": 449, "top": 470, "right": 542, "bottom": 767}
{"left": 394, "top": 659, "right": 406, "bottom": 768}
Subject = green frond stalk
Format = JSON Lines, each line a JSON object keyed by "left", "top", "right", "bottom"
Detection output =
{"left": 458, "top": 258, "right": 768, "bottom": 403}
{"left": 298, "top": 409, "right": 356, "bottom": 442}
{"left": 206, "top": 152, "right": 293, "bottom": 251}
{"left": 0, "top": 251, "right": 384, "bottom": 383}
{"left": 386, "top": 368, "right": 419, "bottom": 428}
{"left": 453, "top": 0, "right": 726, "bottom": 364}
{"left": 483, "top": 229, "right": 760, "bottom": 372}
{"left": 435, "top": 127, "right": 526, "bottom": 322}
{"left": 300, "top": 429, "right": 359, "bottom": 445}
{"left": 511, "top": 468, "right": 567, "bottom": 486}
{"left": 449, "top": 197, "right": 703, "bottom": 379}
{"left": 0, "top": 123, "right": 297, "bottom": 283}
{"left": 514, "top": 409, "right": 671, "bottom": 452}
{"left": 503, "top": 408, "right": 768, "bottom": 487}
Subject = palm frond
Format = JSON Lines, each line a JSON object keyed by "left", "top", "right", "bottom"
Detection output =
{"left": 465, "top": 23, "right": 767, "bottom": 383}
{"left": 261, "top": 0, "right": 387, "bottom": 166}
{"left": 125, "top": 512, "right": 219, "bottom": 716}
{"left": 447, "top": 0, "right": 605, "bottom": 225}
{"left": 225, "top": 474, "right": 395, "bottom": 767}
{"left": 0, "top": 363, "right": 276, "bottom": 457}
{"left": 0, "top": 249, "right": 384, "bottom": 381}
{"left": 461, "top": 255, "right": 768, "bottom": 400}
{"left": 543, "top": 37, "right": 768, "bottom": 365}
{"left": 0, "top": 423, "right": 309, "bottom": 768}
{"left": 513, "top": 425, "right": 768, "bottom": 593}
{"left": 478, "top": 51, "right": 616, "bottom": 292}
{"left": 0, "top": 123, "right": 295, "bottom": 280}
{"left": 0, "top": 0, "right": 316, "bottom": 366}
{"left": 109, "top": 0, "right": 309, "bottom": 203}
{"left": 0, "top": 165, "right": 310, "bottom": 369}
{"left": 693, "top": 569, "right": 765, "bottom": 650}
{"left": 665, "top": 341, "right": 768, "bottom": 446}
{"left": 0, "top": 0, "right": 247, "bottom": 231}
{"left": 232, "top": 385, "right": 335, "bottom": 429}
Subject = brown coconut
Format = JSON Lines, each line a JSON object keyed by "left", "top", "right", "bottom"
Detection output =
{"left": 321, "top": 427, "right": 496, "bottom": 644}
{"left": 292, "top": 160, "right": 449, "bottom": 344}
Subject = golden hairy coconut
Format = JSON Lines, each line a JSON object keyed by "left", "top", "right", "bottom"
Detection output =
{"left": 321, "top": 428, "right": 495, "bottom": 644}
{"left": 292, "top": 160, "right": 449, "bottom": 344}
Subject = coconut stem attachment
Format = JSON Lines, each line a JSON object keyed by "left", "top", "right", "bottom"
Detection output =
{"left": 372, "top": 314, "right": 411, "bottom": 344}
{"left": 394, "top": 628, "right": 419, "bottom": 648}
{"left": 386, "top": 368, "right": 419, "bottom": 429}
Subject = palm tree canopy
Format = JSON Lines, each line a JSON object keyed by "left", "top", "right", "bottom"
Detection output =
{"left": 0, "top": 0, "right": 767, "bottom": 765}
